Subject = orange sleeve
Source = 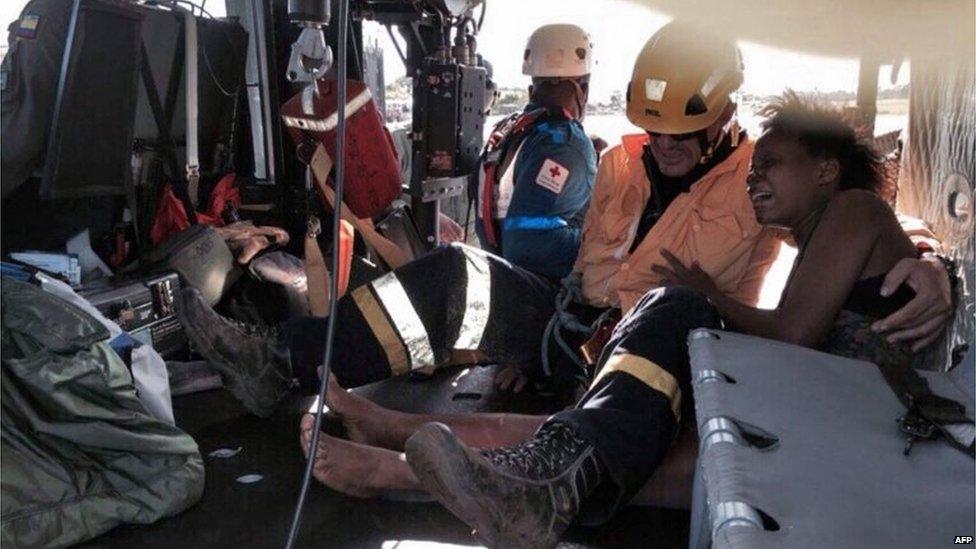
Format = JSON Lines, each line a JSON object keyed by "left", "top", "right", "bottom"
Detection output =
{"left": 573, "top": 149, "right": 617, "bottom": 273}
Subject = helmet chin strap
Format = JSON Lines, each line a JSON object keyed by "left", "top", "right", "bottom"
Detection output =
{"left": 697, "top": 113, "right": 741, "bottom": 165}
{"left": 567, "top": 77, "right": 587, "bottom": 120}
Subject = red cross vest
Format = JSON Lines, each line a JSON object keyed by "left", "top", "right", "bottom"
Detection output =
{"left": 477, "top": 107, "right": 569, "bottom": 250}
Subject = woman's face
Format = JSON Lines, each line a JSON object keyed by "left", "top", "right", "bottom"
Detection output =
{"left": 747, "top": 130, "right": 831, "bottom": 229}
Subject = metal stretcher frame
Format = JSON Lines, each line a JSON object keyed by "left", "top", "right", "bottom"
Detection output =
{"left": 687, "top": 329, "right": 975, "bottom": 549}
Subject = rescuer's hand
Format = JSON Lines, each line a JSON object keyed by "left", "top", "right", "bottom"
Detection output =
{"left": 438, "top": 213, "right": 465, "bottom": 244}
{"left": 872, "top": 256, "right": 953, "bottom": 351}
{"left": 217, "top": 222, "right": 292, "bottom": 264}
{"left": 494, "top": 364, "right": 532, "bottom": 393}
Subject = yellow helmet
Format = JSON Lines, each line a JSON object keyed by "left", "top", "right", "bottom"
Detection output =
{"left": 626, "top": 22, "right": 744, "bottom": 134}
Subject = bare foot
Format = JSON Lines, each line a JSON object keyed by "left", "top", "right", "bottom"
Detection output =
{"left": 299, "top": 414, "right": 416, "bottom": 497}
{"left": 312, "top": 376, "right": 398, "bottom": 448}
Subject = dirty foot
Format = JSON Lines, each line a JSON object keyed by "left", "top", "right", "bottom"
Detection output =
{"left": 311, "top": 376, "right": 399, "bottom": 448}
{"left": 299, "top": 415, "right": 407, "bottom": 498}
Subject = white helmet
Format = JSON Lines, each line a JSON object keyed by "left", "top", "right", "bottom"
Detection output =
{"left": 522, "top": 24, "right": 594, "bottom": 78}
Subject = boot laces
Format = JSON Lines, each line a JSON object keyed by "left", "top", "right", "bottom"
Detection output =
{"left": 186, "top": 289, "right": 280, "bottom": 341}
{"left": 481, "top": 422, "right": 589, "bottom": 481}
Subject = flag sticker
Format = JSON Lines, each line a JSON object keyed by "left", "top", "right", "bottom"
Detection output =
{"left": 536, "top": 159, "right": 569, "bottom": 194}
{"left": 17, "top": 14, "right": 40, "bottom": 39}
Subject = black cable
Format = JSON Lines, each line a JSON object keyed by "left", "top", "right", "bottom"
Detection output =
{"left": 385, "top": 24, "right": 408, "bottom": 66}
{"left": 349, "top": 17, "right": 363, "bottom": 80}
{"left": 460, "top": 15, "right": 476, "bottom": 37}
{"left": 284, "top": 0, "right": 349, "bottom": 546}
{"left": 201, "top": 41, "right": 240, "bottom": 96}
{"left": 476, "top": 1, "right": 486, "bottom": 32}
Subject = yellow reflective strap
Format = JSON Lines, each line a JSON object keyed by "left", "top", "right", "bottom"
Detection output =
{"left": 370, "top": 273, "right": 436, "bottom": 370}
{"left": 350, "top": 285, "right": 410, "bottom": 376}
{"left": 592, "top": 353, "right": 682, "bottom": 421}
{"left": 453, "top": 244, "right": 491, "bottom": 351}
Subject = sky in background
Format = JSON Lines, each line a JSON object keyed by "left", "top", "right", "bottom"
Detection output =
{"left": 364, "top": 0, "right": 910, "bottom": 102}
{"left": 2, "top": 0, "right": 909, "bottom": 102}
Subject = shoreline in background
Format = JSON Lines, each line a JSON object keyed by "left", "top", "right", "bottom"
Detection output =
{"left": 486, "top": 108, "right": 908, "bottom": 148}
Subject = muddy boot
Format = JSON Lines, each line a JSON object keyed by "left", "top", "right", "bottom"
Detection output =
{"left": 405, "top": 421, "right": 603, "bottom": 549}
{"left": 178, "top": 288, "right": 293, "bottom": 417}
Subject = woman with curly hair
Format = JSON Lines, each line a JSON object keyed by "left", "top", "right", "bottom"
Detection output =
{"left": 658, "top": 90, "right": 919, "bottom": 368}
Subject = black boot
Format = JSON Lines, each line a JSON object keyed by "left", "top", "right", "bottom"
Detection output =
{"left": 405, "top": 421, "right": 604, "bottom": 548}
{"left": 177, "top": 288, "right": 293, "bottom": 417}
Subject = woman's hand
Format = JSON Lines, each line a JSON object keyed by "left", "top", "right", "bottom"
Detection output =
{"left": 653, "top": 250, "right": 719, "bottom": 297}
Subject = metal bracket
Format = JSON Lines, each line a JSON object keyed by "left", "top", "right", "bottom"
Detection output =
{"left": 420, "top": 176, "right": 467, "bottom": 202}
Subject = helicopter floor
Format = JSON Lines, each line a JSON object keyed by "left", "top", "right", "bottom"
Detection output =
{"left": 82, "top": 365, "right": 690, "bottom": 548}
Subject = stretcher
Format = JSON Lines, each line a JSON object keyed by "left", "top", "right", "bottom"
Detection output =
{"left": 687, "top": 329, "right": 975, "bottom": 549}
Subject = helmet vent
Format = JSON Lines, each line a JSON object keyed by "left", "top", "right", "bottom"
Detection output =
{"left": 685, "top": 93, "right": 708, "bottom": 116}
{"left": 575, "top": 47, "right": 587, "bottom": 60}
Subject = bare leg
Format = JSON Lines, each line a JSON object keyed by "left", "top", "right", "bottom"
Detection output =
{"left": 301, "top": 372, "right": 546, "bottom": 497}
{"left": 323, "top": 376, "right": 546, "bottom": 452}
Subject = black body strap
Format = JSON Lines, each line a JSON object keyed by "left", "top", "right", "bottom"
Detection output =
{"left": 137, "top": 20, "right": 197, "bottom": 225}
{"left": 878, "top": 362, "right": 975, "bottom": 458}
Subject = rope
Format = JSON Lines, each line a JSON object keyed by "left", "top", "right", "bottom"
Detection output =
{"left": 540, "top": 273, "right": 614, "bottom": 383}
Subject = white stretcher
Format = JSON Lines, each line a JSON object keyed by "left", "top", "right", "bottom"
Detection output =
{"left": 687, "top": 329, "right": 975, "bottom": 549}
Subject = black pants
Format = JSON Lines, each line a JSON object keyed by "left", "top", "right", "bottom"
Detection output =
{"left": 284, "top": 244, "right": 561, "bottom": 390}
{"left": 551, "top": 286, "right": 723, "bottom": 523}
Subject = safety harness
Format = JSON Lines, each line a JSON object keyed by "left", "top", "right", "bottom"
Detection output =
{"left": 540, "top": 129, "right": 744, "bottom": 383}
{"left": 478, "top": 107, "right": 568, "bottom": 250}
{"left": 540, "top": 272, "right": 619, "bottom": 382}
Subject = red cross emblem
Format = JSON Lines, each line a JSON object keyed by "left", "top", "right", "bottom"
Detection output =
{"left": 536, "top": 159, "right": 569, "bottom": 193}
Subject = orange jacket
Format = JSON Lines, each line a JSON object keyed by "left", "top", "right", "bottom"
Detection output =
{"left": 575, "top": 134, "right": 781, "bottom": 313}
